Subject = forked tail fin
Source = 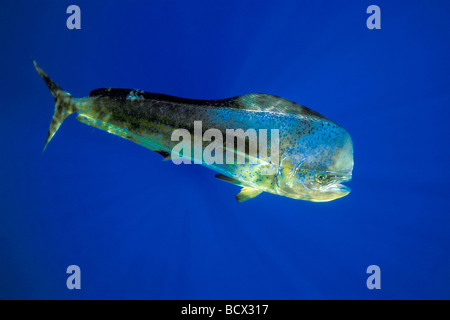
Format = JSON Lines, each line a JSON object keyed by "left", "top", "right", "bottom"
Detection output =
{"left": 33, "top": 60, "right": 76, "bottom": 151}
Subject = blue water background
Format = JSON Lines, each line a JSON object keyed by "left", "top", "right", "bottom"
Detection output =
{"left": 0, "top": 0, "right": 449, "bottom": 299}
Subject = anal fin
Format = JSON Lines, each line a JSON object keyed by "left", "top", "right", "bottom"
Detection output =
{"left": 155, "top": 150, "right": 171, "bottom": 161}
{"left": 235, "top": 187, "right": 263, "bottom": 203}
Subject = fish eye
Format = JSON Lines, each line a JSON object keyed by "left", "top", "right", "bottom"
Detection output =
{"left": 315, "top": 171, "right": 327, "bottom": 183}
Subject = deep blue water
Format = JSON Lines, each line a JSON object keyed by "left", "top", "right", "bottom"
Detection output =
{"left": 1, "top": 0, "right": 449, "bottom": 299}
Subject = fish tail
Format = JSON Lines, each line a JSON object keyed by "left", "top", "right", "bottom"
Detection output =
{"left": 33, "top": 60, "right": 76, "bottom": 151}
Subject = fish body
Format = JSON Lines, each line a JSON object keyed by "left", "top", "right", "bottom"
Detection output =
{"left": 34, "top": 61, "right": 353, "bottom": 202}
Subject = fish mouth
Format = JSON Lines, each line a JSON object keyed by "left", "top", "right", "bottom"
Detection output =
{"left": 323, "top": 173, "right": 352, "bottom": 193}
{"left": 325, "top": 183, "right": 351, "bottom": 194}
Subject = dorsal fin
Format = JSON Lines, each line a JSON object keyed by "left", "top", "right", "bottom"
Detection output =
{"left": 89, "top": 89, "right": 328, "bottom": 121}
{"left": 89, "top": 88, "right": 226, "bottom": 104}
{"left": 89, "top": 88, "right": 146, "bottom": 100}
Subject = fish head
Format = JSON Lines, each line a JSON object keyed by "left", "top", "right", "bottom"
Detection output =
{"left": 275, "top": 124, "right": 353, "bottom": 202}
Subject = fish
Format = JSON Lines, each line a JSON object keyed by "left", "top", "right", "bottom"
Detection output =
{"left": 34, "top": 60, "right": 353, "bottom": 203}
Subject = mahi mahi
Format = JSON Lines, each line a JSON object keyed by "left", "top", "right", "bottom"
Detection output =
{"left": 34, "top": 61, "right": 353, "bottom": 203}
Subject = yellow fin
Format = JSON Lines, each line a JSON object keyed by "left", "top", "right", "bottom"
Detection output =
{"left": 235, "top": 187, "right": 263, "bottom": 203}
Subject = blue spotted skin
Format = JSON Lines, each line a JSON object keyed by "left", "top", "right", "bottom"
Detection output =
{"left": 35, "top": 61, "right": 353, "bottom": 202}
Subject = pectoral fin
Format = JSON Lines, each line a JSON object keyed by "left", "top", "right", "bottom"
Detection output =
{"left": 215, "top": 174, "right": 245, "bottom": 186}
{"left": 235, "top": 187, "right": 263, "bottom": 203}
